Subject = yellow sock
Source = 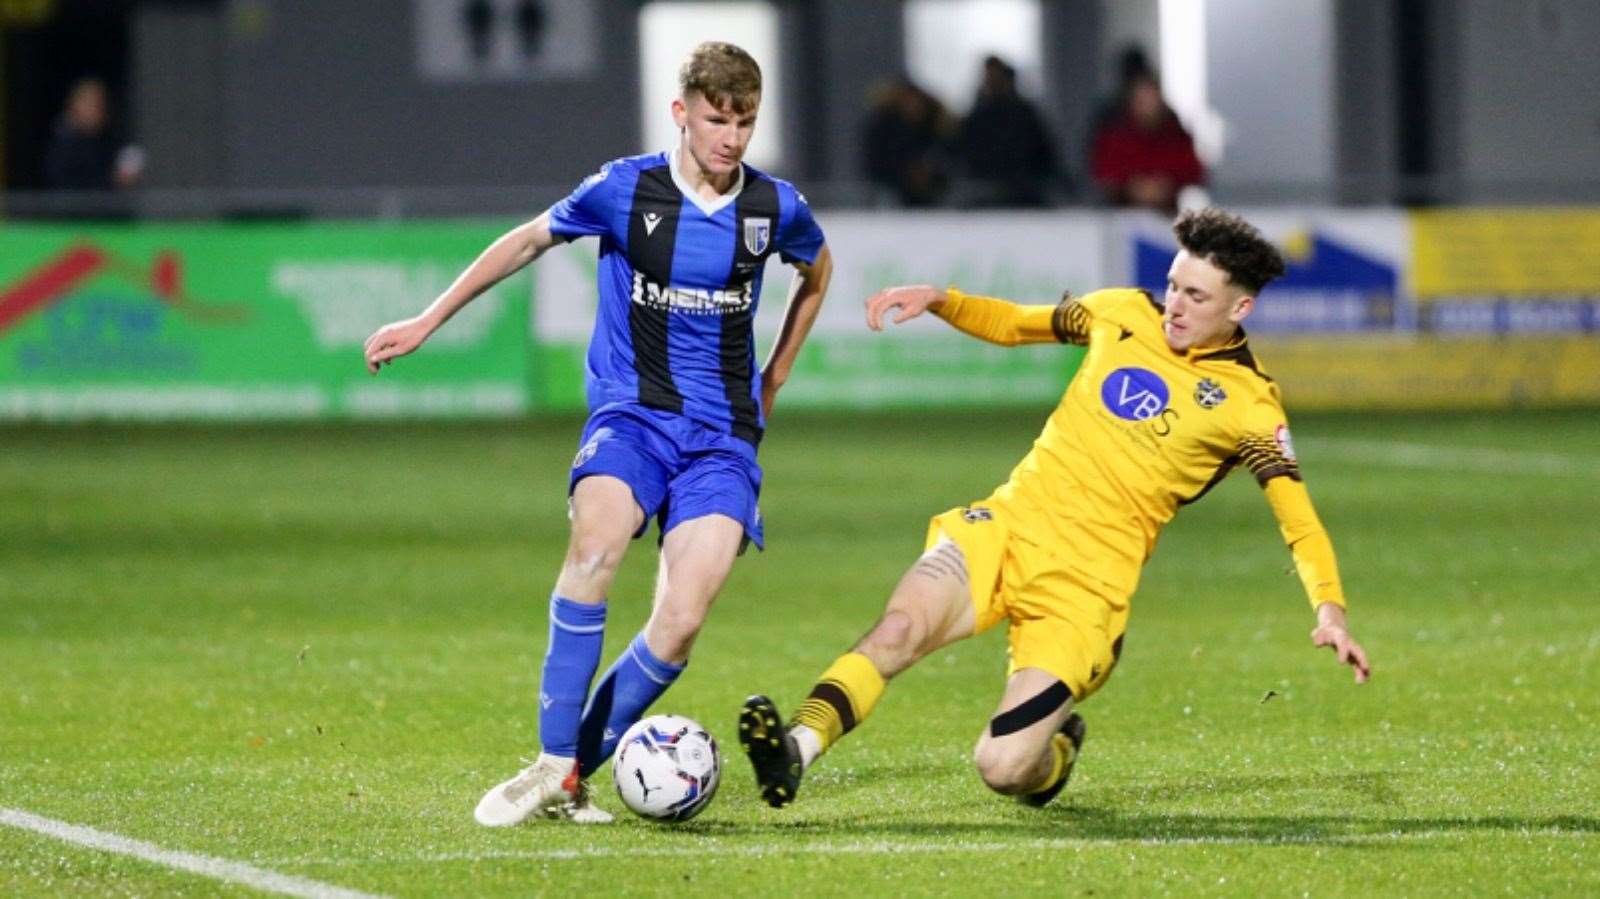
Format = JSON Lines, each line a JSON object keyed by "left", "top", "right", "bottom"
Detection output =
{"left": 790, "top": 652, "right": 886, "bottom": 753}
{"left": 1023, "top": 733, "right": 1072, "bottom": 796}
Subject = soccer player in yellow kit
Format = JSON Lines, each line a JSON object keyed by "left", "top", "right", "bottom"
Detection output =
{"left": 739, "top": 208, "right": 1371, "bottom": 808}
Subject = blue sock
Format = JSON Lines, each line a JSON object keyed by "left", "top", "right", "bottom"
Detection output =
{"left": 537, "top": 595, "right": 607, "bottom": 758}
{"left": 577, "top": 632, "right": 685, "bottom": 777}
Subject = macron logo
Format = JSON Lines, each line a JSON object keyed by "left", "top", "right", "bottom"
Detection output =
{"left": 642, "top": 212, "right": 662, "bottom": 236}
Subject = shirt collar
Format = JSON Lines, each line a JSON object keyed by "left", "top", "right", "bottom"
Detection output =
{"left": 668, "top": 146, "right": 744, "bottom": 217}
{"left": 1189, "top": 327, "right": 1248, "bottom": 361}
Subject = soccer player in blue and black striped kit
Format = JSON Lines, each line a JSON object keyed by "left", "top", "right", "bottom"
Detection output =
{"left": 364, "top": 42, "right": 832, "bottom": 824}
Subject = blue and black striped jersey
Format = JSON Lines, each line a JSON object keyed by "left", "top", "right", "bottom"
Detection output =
{"left": 548, "top": 150, "right": 825, "bottom": 446}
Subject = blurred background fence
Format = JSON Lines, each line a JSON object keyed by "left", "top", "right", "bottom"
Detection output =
{"left": 4, "top": 0, "right": 1599, "bottom": 420}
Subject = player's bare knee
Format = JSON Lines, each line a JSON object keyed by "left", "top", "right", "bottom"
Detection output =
{"left": 972, "top": 738, "right": 1036, "bottom": 795}
{"left": 565, "top": 534, "right": 625, "bottom": 581}
{"left": 858, "top": 609, "right": 922, "bottom": 666}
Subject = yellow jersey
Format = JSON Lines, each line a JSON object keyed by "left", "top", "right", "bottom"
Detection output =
{"left": 935, "top": 286, "right": 1344, "bottom": 609}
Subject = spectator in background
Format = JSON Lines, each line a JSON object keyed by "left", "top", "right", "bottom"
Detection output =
{"left": 956, "top": 55, "right": 1059, "bottom": 208}
{"left": 516, "top": 0, "right": 547, "bottom": 58}
{"left": 1090, "top": 46, "right": 1156, "bottom": 135}
{"left": 43, "top": 77, "right": 143, "bottom": 193}
{"left": 464, "top": 0, "right": 494, "bottom": 62}
{"left": 861, "top": 75, "right": 954, "bottom": 207}
{"left": 1089, "top": 60, "right": 1204, "bottom": 215}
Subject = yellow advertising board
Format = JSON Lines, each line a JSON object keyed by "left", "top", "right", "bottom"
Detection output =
{"left": 1412, "top": 209, "right": 1600, "bottom": 299}
{"left": 1255, "top": 336, "right": 1600, "bottom": 409}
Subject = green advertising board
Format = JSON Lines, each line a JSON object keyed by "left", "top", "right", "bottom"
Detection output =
{"left": 0, "top": 222, "right": 529, "bottom": 420}
{"left": 2, "top": 213, "right": 1103, "bottom": 420}
{"left": 528, "top": 211, "right": 1104, "bottom": 411}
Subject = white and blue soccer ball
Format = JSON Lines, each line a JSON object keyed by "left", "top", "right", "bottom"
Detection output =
{"left": 612, "top": 714, "right": 721, "bottom": 822}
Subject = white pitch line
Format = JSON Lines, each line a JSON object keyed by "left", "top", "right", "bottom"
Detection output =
{"left": 1303, "top": 439, "right": 1600, "bottom": 478}
{"left": 0, "top": 808, "right": 384, "bottom": 899}
{"left": 277, "top": 828, "right": 1593, "bottom": 867}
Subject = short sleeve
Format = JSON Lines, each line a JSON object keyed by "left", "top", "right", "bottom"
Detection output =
{"left": 548, "top": 162, "right": 618, "bottom": 242}
{"left": 1237, "top": 392, "right": 1302, "bottom": 485}
{"left": 776, "top": 187, "right": 825, "bottom": 265}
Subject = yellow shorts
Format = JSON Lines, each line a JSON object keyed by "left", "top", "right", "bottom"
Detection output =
{"left": 926, "top": 502, "right": 1130, "bottom": 701}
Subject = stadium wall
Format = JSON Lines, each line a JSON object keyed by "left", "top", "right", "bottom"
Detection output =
{"left": 3, "top": 209, "right": 1598, "bottom": 420}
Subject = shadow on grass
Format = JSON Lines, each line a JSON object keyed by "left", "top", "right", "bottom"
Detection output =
{"left": 658, "top": 770, "right": 1598, "bottom": 846}
{"left": 1080, "top": 770, "right": 1407, "bottom": 806}
{"left": 665, "top": 810, "right": 1599, "bottom": 846}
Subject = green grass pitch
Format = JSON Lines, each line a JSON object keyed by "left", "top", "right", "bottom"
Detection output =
{"left": 2, "top": 409, "right": 1597, "bottom": 896}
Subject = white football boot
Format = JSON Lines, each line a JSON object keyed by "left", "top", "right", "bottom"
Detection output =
{"left": 474, "top": 754, "right": 580, "bottom": 826}
{"left": 544, "top": 779, "right": 614, "bottom": 824}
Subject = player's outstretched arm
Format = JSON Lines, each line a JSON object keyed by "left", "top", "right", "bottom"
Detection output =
{"left": 364, "top": 213, "right": 558, "bottom": 373}
{"left": 761, "top": 244, "right": 834, "bottom": 418}
{"left": 1261, "top": 476, "right": 1371, "bottom": 684}
{"left": 1311, "top": 601, "right": 1371, "bottom": 684}
{"left": 865, "top": 284, "right": 947, "bottom": 331}
{"left": 866, "top": 285, "right": 1061, "bottom": 346}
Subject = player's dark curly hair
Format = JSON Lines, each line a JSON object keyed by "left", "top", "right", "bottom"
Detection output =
{"left": 680, "top": 42, "right": 763, "bottom": 114}
{"left": 1172, "top": 208, "right": 1286, "bottom": 295}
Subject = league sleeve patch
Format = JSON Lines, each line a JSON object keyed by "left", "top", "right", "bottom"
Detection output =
{"left": 1274, "top": 424, "right": 1297, "bottom": 461}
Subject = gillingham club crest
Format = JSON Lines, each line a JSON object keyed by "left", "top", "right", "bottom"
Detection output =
{"left": 1194, "top": 378, "right": 1227, "bottom": 409}
{"left": 743, "top": 217, "right": 771, "bottom": 255}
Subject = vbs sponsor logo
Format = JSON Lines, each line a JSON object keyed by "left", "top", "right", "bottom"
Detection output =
{"left": 0, "top": 243, "right": 246, "bottom": 374}
{"left": 1101, "top": 367, "right": 1169, "bottom": 421}
{"left": 273, "top": 262, "right": 504, "bottom": 349}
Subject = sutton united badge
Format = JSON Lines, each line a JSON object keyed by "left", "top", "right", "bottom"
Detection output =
{"left": 1194, "top": 378, "right": 1227, "bottom": 409}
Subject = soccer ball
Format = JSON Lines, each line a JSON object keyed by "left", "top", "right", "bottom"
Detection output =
{"left": 612, "top": 714, "right": 721, "bottom": 822}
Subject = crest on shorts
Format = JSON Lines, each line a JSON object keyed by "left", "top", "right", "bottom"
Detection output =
{"left": 572, "top": 427, "right": 611, "bottom": 468}
{"left": 1194, "top": 378, "right": 1227, "bottom": 409}
{"left": 962, "top": 506, "right": 993, "bottom": 523}
{"left": 743, "top": 217, "right": 771, "bottom": 255}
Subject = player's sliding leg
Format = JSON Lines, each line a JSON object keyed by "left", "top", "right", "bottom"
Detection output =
{"left": 742, "top": 536, "right": 975, "bottom": 807}
{"left": 575, "top": 513, "right": 744, "bottom": 777}
{"left": 474, "top": 475, "right": 641, "bottom": 827}
{"left": 971, "top": 668, "right": 1084, "bottom": 806}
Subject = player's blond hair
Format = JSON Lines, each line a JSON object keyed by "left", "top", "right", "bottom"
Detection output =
{"left": 679, "top": 42, "right": 762, "bottom": 113}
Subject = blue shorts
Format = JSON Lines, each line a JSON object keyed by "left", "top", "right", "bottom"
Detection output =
{"left": 569, "top": 405, "right": 764, "bottom": 550}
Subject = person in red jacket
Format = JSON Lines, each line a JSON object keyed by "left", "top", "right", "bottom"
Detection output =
{"left": 1090, "top": 71, "right": 1205, "bottom": 215}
